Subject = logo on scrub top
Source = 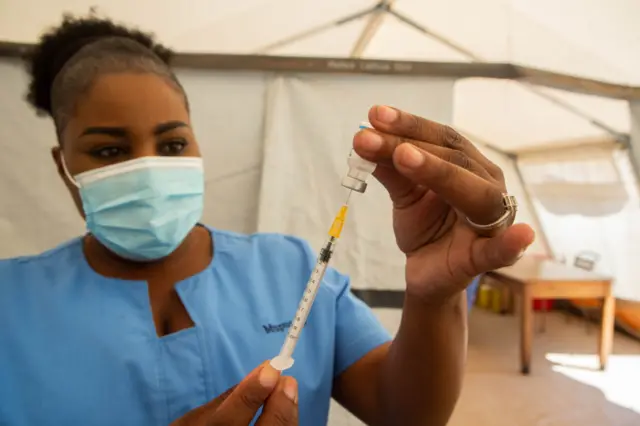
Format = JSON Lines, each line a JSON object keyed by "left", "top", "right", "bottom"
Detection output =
{"left": 262, "top": 321, "right": 292, "bottom": 334}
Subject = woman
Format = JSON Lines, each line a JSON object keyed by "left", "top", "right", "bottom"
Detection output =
{"left": 0, "top": 15, "right": 534, "bottom": 426}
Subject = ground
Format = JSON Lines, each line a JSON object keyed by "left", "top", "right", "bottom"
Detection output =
{"left": 328, "top": 308, "right": 640, "bottom": 426}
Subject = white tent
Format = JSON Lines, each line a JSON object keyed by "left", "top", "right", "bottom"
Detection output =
{"left": 1, "top": 0, "right": 639, "bottom": 301}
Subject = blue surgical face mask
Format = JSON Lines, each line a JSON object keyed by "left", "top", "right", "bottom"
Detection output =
{"left": 63, "top": 156, "right": 205, "bottom": 261}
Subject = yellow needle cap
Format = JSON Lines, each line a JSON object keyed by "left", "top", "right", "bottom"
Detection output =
{"left": 328, "top": 205, "right": 349, "bottom": 238}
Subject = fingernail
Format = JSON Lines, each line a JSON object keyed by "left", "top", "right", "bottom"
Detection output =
{"left": 376, "top": 105, "right": 398, "bottom": 123}
{"left": 259, "top": 365, "right": 280, "bottom": 389}
{"left": 359, "top": 130, "right": 383, "bottom": 152}
{"left": 397, "top": 144, "right": 424, "bottom": 169}
{"left": 283, "top": 377, "right": 298, "bottom": 404}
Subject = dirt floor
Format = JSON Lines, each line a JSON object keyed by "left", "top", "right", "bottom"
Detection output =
{"left": 328, "top": 308, "right": 640, "bottom": 426}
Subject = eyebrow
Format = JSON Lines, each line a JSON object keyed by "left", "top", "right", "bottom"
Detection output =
{"left": 79, "top": 121, "right": 189, "bottom": 138}
{"left": 80, "top": 126, "right": 126, "bottom": 138}
{"left": 153, "top": 121, "right": 189, "bottom": 135}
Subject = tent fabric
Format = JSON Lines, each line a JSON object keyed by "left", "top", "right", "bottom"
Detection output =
{"left": 528, "top": 181, "right": 628, "bottom": 217}
{"left": 466, "top": 142, "right": 548, "bottom": 257}
{"left": 630, "top": 100, "right": 640, "bottom": 181}
{"left": 0, "top": 0, "right": 634, "bottom": 152}
{"left": 519, "top": 147, "right": 629, "bottom": 217}
{"left": 0, "top": 59, "right": 545, "bottom": 292}
{"left": 0, "top": 60, "right": 270, "bottom": 256}
{"left": 521, "top": 151, "right": 640, "bottom": 301}
{"left": 2, "top": 0, "right": 637, "bottom": 84}
{"left": 256, "top": 74, "right": 451, "bottom": 291}
{"left": 254, "top": 73, "right": 546, "bottom": 291}
{"left": 1, "top": 0, "right": 639, "bottom": 299}
{"left": 452, "top": 79, "right": 629, "bottom": 152}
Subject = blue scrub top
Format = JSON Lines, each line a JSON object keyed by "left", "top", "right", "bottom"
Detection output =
{"left": 0, "top": 228, "right": 392, "bottom": 426}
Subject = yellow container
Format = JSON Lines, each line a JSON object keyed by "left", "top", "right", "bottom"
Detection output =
{"left": 490, "top": 288, "right": 502, "bottom": 313}
{"left": 477, "top": 285, "right": 491, "bottom": 309}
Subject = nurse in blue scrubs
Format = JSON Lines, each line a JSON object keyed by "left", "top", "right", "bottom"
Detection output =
{"left": 0, "top": 15, "right": 534, "bottom": 426}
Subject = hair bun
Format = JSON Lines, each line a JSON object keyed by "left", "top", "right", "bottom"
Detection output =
{"left": 25, "top": 14, "right": 172, "bottom": 116}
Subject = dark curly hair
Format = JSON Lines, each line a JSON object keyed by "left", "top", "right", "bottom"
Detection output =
{"left": 24, "top": 14, "right": 181, "bottom": 123}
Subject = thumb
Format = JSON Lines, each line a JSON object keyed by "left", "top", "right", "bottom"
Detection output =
{"left": 470, "top": 223, "right": 535, "bottom": 273}
{"left": 170, "top": 362, "right": 267, "bottom": 425}
{"left": 171, "top": 386, "right": 239, "bottom": 425}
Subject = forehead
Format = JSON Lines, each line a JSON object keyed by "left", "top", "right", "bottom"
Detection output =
{"left": 69, "top": 73, "right": 189, "bottom": 129}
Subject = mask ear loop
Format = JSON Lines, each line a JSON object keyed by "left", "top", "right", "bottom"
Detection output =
{"left": 60, "top": 155, "right": 81, "bottom": 188}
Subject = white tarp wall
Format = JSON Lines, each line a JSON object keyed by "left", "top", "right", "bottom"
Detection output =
{"left": 0, "top": 60, "right": 271, "bottom": 254}
{"left": 256, "top": 75, "right": 451, "bottom": 291}
{"left": 0, "top": 0, "right": 633, "bottom": 151}
{"left": 256, "top": 74, "right": 548, "bottom": 291}
{"left": 0, "top": 57, "right": 545, "bottom": 291}
{"left": 518, "top": 144, "right": 640, "bottom": 301}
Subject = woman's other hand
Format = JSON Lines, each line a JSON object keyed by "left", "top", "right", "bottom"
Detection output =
{"left": 171, "top": 362, "right": 298, "bottom": 426}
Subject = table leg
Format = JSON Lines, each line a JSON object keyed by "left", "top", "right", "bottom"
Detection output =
{"left": 598, "top": 286, "right": 615, "bottom": 370}
{"left": 520, "top": 285, "right": 533, "bottom": 375}
{"left": 500, "top": 286, "right": 514, "bottom": 315}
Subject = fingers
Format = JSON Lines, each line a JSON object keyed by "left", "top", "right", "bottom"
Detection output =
{"left": 366, "top": 105, "right": 502, "bottom": 179}
{"left": 354, "top": 128, "right": 493, "bottom": 181}
{"left": 470, "top": 223, "right": 536, "bottom": 272}
{"left": 199, "top": 385, "right": 238, "bottom": 415}
{"left": 169, "top": 362, "right": 296, "bottom": 426}
{"left": 371, "top": 166, "right": 427, "bottom": 209}
{"left": 354, "top": 128, "right": 494, "bottom": 212}
{"left": 171, "top": 386, "right": 238, "bottom": 425}
{"left": 393, "top": 144, "right": 505, "bottom": 225}
{"left": 211, "top": 363, "right": 281, "bottom": 425}
{"left": 255, "top": 376, "right": 299, "bottom": 426}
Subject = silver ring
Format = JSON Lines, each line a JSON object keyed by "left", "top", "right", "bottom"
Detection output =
{"left": 465, "top": 194, "right": 518, "bottom": 237}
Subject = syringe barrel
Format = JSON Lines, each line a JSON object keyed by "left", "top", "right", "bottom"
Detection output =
{"left": 275, "top": 214, "right": 344, "bottom": 365}
{"left": 278, "top": 335, "right": 297, "bottom": 359}
{"left": 278, "top": 246, "right": 332, "bottom": 361}
{"left": 287, "top": 259, "right": 329, "bottom": 340}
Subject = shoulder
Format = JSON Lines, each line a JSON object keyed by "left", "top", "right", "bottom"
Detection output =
{"left": 209, "top": 228, "right": 348, "bottom": 296}
{"left": 212, "top": 228, "right": 315, "bottom": 259}
{"left": 0, "top": 238, "right": 84, "bottom": 284}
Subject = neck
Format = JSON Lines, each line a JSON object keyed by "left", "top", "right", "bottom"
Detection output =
{"left": 83, "top": 225, "right": 213, "bottom": 281}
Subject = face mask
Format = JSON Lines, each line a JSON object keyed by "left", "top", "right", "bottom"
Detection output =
{"left": 63, "top": 156, "right": 205, "bottom": 261}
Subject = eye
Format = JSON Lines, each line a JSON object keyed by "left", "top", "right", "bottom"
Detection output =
{"left": 90, "top": 146, "right": 128, "bottom": 159}
{"left": 158, "top": 139, "right": 188, "bottom": 156}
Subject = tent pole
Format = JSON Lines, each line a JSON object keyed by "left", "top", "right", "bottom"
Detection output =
{"left": 625, "top": 101, "right": 640, "bottom": 187}
{"left": 624, "top": 143, "right": 640, "bottom": 188}
{"left": 388, "top": 10, "right": 482, "bottom": 60}
{"left": 350, "top": 0, "right": 397, "bottom": 57}
{"left": 457, "top": 129, "right": 554, "bottom": 257}
{"left": 519, "top": 82, "right": 627, "bottom": 139}
{"left": 455, "top": 128, "right": 554, "bottom": 256}
{"left": 457, "top": 129, "right": 514, "bottom": 158}
{"left": 512, "top": 157, "right": 556, "bottom": 259}
{"left": 389, "top": 9, "right": 626, "bottom": 143}
{"left": 255, "top": 7, "right": 377, "bottom": 54}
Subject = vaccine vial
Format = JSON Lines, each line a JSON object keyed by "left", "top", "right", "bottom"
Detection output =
{"left": 341, "top": 122, "right": 377, "bottom": 193}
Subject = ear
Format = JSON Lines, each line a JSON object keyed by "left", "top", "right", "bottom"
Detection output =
{"left": 51, "top": 146, "right": 75, "bottom": 187}
{"left": 51, "top": 146, "right": 65, "bottom": 178}
{"left": 52, "top": 146, "right": 86, "bottom": 220}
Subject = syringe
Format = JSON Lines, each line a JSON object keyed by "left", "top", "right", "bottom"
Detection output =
{"left": 270, "top": 201, "right": 350, "bottom": 371}
{"left": 270, "top": 121, "right": 377, "bottom": 372}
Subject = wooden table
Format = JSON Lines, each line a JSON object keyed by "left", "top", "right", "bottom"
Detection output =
{"left": 486, "top": 257, "right": 615, "bottom": 375}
